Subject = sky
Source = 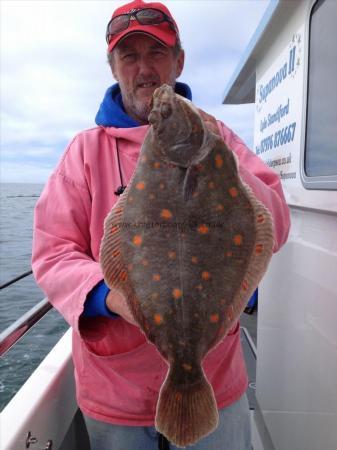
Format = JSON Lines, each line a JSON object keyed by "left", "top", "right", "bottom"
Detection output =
{"left": 1, "top": 0, "right": 270, "bottom": 184}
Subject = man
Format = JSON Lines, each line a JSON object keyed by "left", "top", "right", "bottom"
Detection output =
{"left": 32, "top": 1, "right": 290, "bottom": 449}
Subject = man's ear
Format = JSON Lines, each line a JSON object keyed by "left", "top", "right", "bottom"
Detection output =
{"left": 109, "top": 54, "right": 118, "bottom": 81}
{"left": 111, "top": 68, "right": 118, "bottom": 81}
{"left": 176, "top": 49, "right": 185, "bottom": 78}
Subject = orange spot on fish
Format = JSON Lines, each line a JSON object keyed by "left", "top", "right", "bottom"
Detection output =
{"left": 233, "top": 234, "right": 243, "bottom": 246}
{"left": 198, "top": 224, "right": 209, "bottom": 234}
{"left": 255, "top": 244, "right": 264, "bottom": 255}
{"left": 215, "top": 203, "right": 224, "bottom": 212}
{"left": 257, "top": 214, "right": 265, "bottom": 224}
{"left": 210, "top": 313, "right": 219, "bottom": 323}
{"left": 172, "top": 288, "right": 182, "bottom": 299}
{"left": 242, "top": 280, "right": 248, "bottom": 291}
{"left": 201, "top": 271, "right": 211, "bottom": 281}
{"left": 133, "top": 235, "right": 142, "bottom": 246}
{"left": 111, "top": 225, "right": 119, "bottom": 234}
{"left": 208, "top": 181, "right": 215, "bottom": 189}
{"left": 226, "top": 251, "right": 233, "bottom": 257}
{"left": 119, "top": 271, "right": 127, "bottom": 282}
{"left": 112, "top": 250, "right": 120, "bottom": 258}
{"left": 153, "top": 162, "right": 161, "bottom": 169}
{"left": 160, "top": 209, "right": 173, "bottom": 219}
{"left": 182, "top": 363, "right": 192, "bottom": 372}
{"left": 215, "top": 154, "right": 223, "bottom": 168}
{"left": 152, "top": 274, "right": 161, "bottom": 281}
{"left": 175, "top": 392, "right": 183, "bottom": 402}
{"left": 136, "top": 181, "right": 145, "bottom": 190}
{"left": 229, "top": 187, "right": 239, "bottom": 198}
{"left": 191, "top": 256, "right": 198, "bottom": 264}
{"left": 154, "top": 313, "right": 163, "bottom": 325}
{"left": 168, "top": 251, "right": 176, "bottom": 259}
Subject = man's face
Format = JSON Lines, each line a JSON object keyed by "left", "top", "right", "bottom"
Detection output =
{"left": 110, "top": 34, "right": 184, "bottom": 124}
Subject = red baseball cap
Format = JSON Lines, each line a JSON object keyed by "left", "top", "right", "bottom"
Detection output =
{"left": 106, "top": 0, "right": 180, "bottom": 53}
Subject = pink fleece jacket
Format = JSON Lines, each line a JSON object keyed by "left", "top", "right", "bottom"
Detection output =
{"left": 32, "top": 122, "right": 290, "bottom": 425}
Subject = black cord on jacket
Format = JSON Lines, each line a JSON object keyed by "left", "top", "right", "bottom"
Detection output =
{"left": 114, "top": 139, "right": 127, "bottom": 195}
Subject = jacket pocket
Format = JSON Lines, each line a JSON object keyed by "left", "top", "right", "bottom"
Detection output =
{"left": 83, "top": 317, "right": 147, "bottom": 358}
{"left": 79, "top": 326, "right": 168, "bottom": 402}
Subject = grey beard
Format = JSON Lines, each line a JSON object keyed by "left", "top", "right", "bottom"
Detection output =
{"left": 123, "top": 77, "right": 177, "bottom": 124}
{"left": 129, "top": 99, "right": 152, "bottom": 124}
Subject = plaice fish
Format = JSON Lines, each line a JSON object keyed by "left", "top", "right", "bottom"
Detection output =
{"left": 100, "top": 84, "right": 274, "bottom": 447}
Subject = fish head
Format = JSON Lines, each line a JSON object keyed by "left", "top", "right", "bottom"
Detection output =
{"left": 148, "top": 84, "right": 210, "bottom": 167}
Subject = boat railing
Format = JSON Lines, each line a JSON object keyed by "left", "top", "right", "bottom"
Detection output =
{"left": 0, "top": 270, "right": 52, "bottom": 357}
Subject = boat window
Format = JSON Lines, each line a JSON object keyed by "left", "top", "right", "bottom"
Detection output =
{"left": 304, "top": 0, "right": 337, "bottom": 184}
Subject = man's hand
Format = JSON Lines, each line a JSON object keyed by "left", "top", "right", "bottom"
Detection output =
{"left": 106, "top": 288, "right": 138, "bottom": 326}
{"left": 198, "top": 108, "right": 221, "bottom": 137}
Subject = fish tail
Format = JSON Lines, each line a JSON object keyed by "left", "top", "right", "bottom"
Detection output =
{"left": 155, "top": 368, "right": 218, "bottom": 447}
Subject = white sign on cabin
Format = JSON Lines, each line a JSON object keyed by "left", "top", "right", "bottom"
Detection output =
{"left": 253, "top": 25, "right": 305, "bottom": 184}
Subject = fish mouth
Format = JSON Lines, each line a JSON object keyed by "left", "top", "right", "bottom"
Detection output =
{"left": 148, "top": 84, "right": 175, "bottom": 129}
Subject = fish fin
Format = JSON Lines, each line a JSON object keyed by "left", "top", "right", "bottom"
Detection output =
{"left": 182, "top": 165, "right": 198, "bottom": 201}
{"left": 227, "top": 180, "right": 275, "bottom": 323}
{"left": 100, "top": 190, "right": 129, "bottom": 292}
{"left": 239, "top": 181, "right": 274, "bottom": 301}
{"left": 155, "top": 367, "right": 218, "bottom": 447}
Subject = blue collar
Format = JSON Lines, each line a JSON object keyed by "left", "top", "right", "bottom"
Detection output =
{"left": 95, "top": 82, "right": 192, "bottom": 128}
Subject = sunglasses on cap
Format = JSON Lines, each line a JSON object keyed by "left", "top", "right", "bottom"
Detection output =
{"left": 105, "top": 8, "right": 177, "bottom": 44}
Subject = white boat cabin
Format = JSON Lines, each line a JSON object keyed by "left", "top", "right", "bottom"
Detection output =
{"left": 223, "top": 0, "right": 337, "bottom": 449}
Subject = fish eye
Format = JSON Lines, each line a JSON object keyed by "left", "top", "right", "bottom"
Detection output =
{"left": 161, "top": 103, "right": 172, "bottom": 119}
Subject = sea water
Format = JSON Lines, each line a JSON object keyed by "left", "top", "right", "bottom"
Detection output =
{"left": 0, "top": 183, "right": 68, "bottom": 411}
